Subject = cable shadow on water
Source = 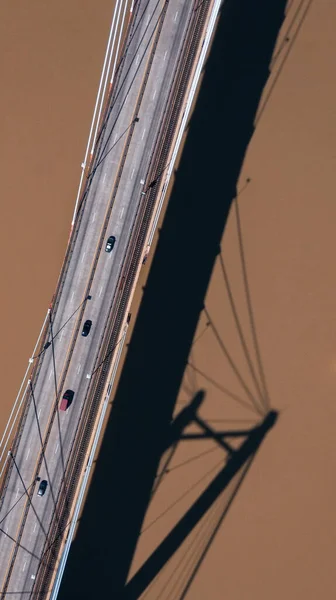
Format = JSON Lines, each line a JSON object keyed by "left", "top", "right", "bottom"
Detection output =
{"left": 147, "top": 454, "right": 256, "bottom": 600}
{"left": 232, "top": 195, "right": 270, "bottom": 411}
{"left": 217, "top": 251, "right": 266, "bottom": 408}
{"left": 177, "top": 453, "right": 256, "bottom": 600}
{"left": 187, "top": 361, "right": 256, "bottom": 414}
{"left": 203, "top": 306, "right": 263, "bottom": 416}
{"left": 59, "top": 1, "right": 286, "bottom": 598}
{"left": 255, "top": 0, "right": 315, "bottom": 126}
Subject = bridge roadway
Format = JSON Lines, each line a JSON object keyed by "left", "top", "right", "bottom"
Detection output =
{"left": 0, "top": 0, "right": 195, "bottom": 596}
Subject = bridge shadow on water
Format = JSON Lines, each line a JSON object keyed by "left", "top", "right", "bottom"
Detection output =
{"left": 59, "top": 1, "right": 286, "bottom": 598}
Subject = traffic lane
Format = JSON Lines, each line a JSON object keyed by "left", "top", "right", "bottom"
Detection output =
{"left": 96, "top": 0, "right": 163, "bottom": 167}
{"left": 100, "top": 0, "right": 157, "bottom": 127}
{"left": 50, "top": 132, "right": 125, "bottom": 333}
{"left": 0, "top": 385, "right": 71, "bottom": 586}
{"left": 10, "top": 413, "right": 83, "bottom": 592}
{"left": 0, "top": 480, "right": 45, "bottom": 592}
{"left": 57, "top": 192, "right": 141, "bottom": 413}
{"left": 109, "top": 0, "right": 192, "bottom": 223}
{"left": 97, "top": 3, "right": 190, "bottom": 247}
{"left": 7, "top": 467, "right": 67, "bottom": 590}
{"left": 0, "top": 373, "right": 61, "bottom": 572}
{"left": 88, "top": 0, "right": 159, "bottom": 177}
{"left": 66, "top": 206, "right": 140, "bottom": 388}
{"left": 10, "top": 488, "right": 49, "bottom": 593}
{"left": 0, "top": 480, "right": 28, "bottom": 546}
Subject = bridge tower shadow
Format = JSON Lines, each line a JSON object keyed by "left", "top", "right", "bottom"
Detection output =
{"left": 59, "top": 0, "right": 287, "bottom": 598}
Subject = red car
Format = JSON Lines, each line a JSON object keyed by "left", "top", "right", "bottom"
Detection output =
{"left": 59, "top": 389, "right": 74, "bottom": 412}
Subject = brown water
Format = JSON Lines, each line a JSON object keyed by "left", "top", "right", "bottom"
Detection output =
{"left": 1, "top": 1, "right": 336, "bottom": 599}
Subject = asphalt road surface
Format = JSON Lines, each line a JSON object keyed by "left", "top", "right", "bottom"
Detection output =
{"left": 0, "top": 0, "right": 195, "bottom": 596}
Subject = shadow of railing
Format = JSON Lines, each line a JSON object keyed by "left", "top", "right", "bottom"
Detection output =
{"left": 59, "top": 0, "right": 287, "bottom": 598}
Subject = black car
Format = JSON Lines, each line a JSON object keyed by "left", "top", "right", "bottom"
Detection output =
{"left": 37, "top": 480, "right": 48, "bottom": 497}
{"left": 82, "top": 319, "right": 92, "bottom": 337}
{"left": 105, "top": 235, "right": 116, "bottom": 252}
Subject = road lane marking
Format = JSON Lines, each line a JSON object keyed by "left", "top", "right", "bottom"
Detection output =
{"left": 99, "top": 286, "right": 103, "bottom": 298}
{"left": 71, "top": 291, "right": 74, "bottom": 302}
{"left": 54, "top": 443, "right": 59, "bottom": 455}
{"left": 60, "top": 329, "right": 64, "bottom": 340}
{"left": 33, "top": 522, "right": 37, "bottom": 533}
{"left": 114, "top": 134, "right": 118, "bottom": 143}
{"left": 38, "top": 409, "right": 41, "bottom": 418}
{"left": 152, "top": 89, "right": 157, "bottom": 100}
{"left": 131, "top": 168, "right": 135, "bottom": 180}
{"left": 81, "top": 252, "right": 86, "bottom": 263}
{"left": 15, "top": 490, "right": 19, "bottom": 500}
{"left": 77, "top": 364, "right": 81, "bottom": 374}
{"left": 142, "top": 129, "right": 146, "bottom": 140}
{"left": 92, "top": 211, "right": 96, "bottom": 223}
{"left": 48, "top": 370, "right": 52, "bottom": 381}
{"left": 164, "top": 50, "right": 167, "bottom": 61}
{"left": 22, "top": 561, "right": 27, "bottom": 572}
{"left": 174, "top": 11, "right": 178, "bottom": 22}
{"left": 120, "top": 207, "right": 125, "bottom": 219}
{"left": 146, "top": 14, "right": 150, "bottom": 26}
{"left": 26, "top": 448, "right": 30, "bottom": 461}
{"left": 136, "top": 54, "right": 140, "bottom": 66}
{"left": 103, "top": 174, "right": 106, "bottom": 183}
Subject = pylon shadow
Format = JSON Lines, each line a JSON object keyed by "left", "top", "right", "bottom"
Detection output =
{"left": 124, "top": 394, "right": 277, "bottom": 599}
{"left": 120, "top": 392, "right": 277, "bottom": 600}
{"left": 59, "top": 0, "right": 286, "bottom": 598}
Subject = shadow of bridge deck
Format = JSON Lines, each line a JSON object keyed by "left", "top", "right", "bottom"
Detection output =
{"left": 59, "top": 1, "right": 287, "bottom": 598}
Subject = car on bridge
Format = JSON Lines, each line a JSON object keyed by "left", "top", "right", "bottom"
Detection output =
{"left": 37, "top": 480, "right": 48, "bottom": 497}
{"left": 59, "top": 389, "right": 75, "bottom": 412}
{"left": 82, "top": 319, "right": 92, "bottom": 337}
{"left": 105, "top": 235, "right": 116, "bottom": 252}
